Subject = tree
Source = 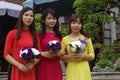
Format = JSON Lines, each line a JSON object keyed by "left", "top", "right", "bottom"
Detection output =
{"left": 73, "top": 0, "right": 113, "bottom": 43}
{"left": 35, "top": 13, "right": 41, "bottom": 31}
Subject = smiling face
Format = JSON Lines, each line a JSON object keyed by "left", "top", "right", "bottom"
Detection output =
{"left": 70, "top": 18, "right": 82, "bottom": 33}
{"left": 22, "top": 10, "right": 34, "bottom": 27}
{"left": 44, "top": 13, "right": 57, "bottom": 29}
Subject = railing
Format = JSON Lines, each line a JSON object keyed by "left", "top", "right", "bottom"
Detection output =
{"left": 0, "top": 72, "right": 8, "bottom": 80}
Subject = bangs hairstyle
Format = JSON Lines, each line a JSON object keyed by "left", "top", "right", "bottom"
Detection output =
{"left": 69, "top": 13, "right": 90, "bottom": 38}
{"left": 41, "top": 8, "right": 62, "bottom": 39}
{"left": 15, "top": 7, "right": 37, "bottom": 48}
{"left": 70, "top": 14, "right": 83, "bottom": 25}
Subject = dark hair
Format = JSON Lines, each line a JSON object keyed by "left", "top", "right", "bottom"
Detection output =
{"left": 15, "top": 7, "right": 37, "bottom": 48}
{"left": 41, "top": 8, "right": 62, "bottom": 39}
{"left": 69, "top": 13, "right": 90, "bottom": 38}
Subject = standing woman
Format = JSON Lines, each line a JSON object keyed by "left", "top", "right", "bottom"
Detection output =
{"left": 61, "top": 13, "right": 95, "bottom": 80}
{"left": 4, "top": 7, "right": 41, "bottom": 80}
{"left": 36, "top": 8, "right": 63, "bottom": 80}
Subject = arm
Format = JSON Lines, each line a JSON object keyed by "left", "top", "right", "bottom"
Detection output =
{"left": 68, "top": 38, "right": 95, "bottom": 61}
{"left": 60, "top": 37, "right": 74, "bottom": 61}
{"left": 33, "top": 34, "right": 42, "bottom": 64}
{"left": 84, "top": 38, "right": 95, "bottom": 61}
{"left": 4, "top": 30, "right": 28, "bottom": 72}
{"left": 5, "top": 55, "right": 28, "bottom": 72}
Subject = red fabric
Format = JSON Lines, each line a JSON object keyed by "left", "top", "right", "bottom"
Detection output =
{"left": 36, "top": 32, "right": 62, "bottom": 80}
{"left": 4, "top": 29, "right": 41, "bottom": 80}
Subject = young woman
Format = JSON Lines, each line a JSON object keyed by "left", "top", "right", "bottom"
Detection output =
{"left": 36, "top": 8, "right": 63, "bottom": 80}
{"left": 4, "top": 7, "right": 41, "bottom": 80}
{"left": 61, "top": 13, "right": 95, "bottom": 80}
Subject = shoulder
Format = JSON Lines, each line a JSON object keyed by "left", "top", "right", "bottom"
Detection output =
{"left": 37, "top": 31, "right": 41, "bottom": 35}
{"left": 86, "top": 37, "right": 93, "bottom": 44}
{"left": 61, "top": 36, "right": 69, "bottom": 43}
{"left": 86, "top": 37, "right": 92, "bottom": 41}
{"left": 62, "top": 36, "right": 69, "bottom": 40}
{"left": 36, "top": 31, "right": 42, "bottom": 37}
{"left": 6, "top": 29, "right": 17, "bottom": 39}
{"left": 7, "top": 29, "right": 17, "bottom": 35}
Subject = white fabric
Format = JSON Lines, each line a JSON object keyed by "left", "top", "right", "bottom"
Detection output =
{"left": 111, "top": 21, "right": 117, "bottom": 42}
{"left": 104, "top": 22, "right": 117, "bottom": 44}
{"left": 0, "top": 1, "right": 23, "bottom": 18}
{"left": 34, "top": 0, "right": 58, "bottom": 4}
{"left": 23, "top": 0, "right": 58, "bottom": 10}
{"left": 23, "top": 0, "right": 33, "bottom": 9}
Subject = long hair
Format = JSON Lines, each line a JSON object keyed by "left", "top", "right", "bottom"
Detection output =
{"left": 69, "top": 13, "right": 90, "bottom": 38}
{"left": 41, "top": 8, "right": 62, "bottom": 39}
{"left": 15, "top": 7, "right": 37, "bottom": 48}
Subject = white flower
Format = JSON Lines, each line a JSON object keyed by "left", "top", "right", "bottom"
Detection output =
{"left": 19, "top": 48, "right": 28, "bottom": 58}
{"left": 69, "top": 40, "right": 87, "bottom": 53}
{"left": 70, "top": 47, "right": 76, "bottom": 52}
{"left": 48, "top": 40, "right": 59, "bottom": 45}
{"left": 19, "top": 47, "right": 41, "bottom": 60}
{"left": 31, "top": 48, "right": 40, "bottom": 55}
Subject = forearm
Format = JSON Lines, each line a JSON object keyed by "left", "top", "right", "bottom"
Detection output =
{"left": 61, "top": 54, "right": 74, "bottom": 61}
{"left": 4, "top": 55, "right": 21, "bottom": 67}
{"left": 33, "top": 58, "right": 40, "bottom": 65}
{"left": 84, "top": 54, "right": 93, "bottom": 61}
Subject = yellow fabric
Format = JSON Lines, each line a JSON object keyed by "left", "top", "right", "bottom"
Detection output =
{"left": 61, "top": 36, "right": 95, "bottom": 80}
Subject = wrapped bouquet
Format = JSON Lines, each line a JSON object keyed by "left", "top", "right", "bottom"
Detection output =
{"left": 69, "top": 39, "right": 87, "bottom": 53}
{"left": 19, "top": 47, "right": 41, "bottom": 64}
{"left": 46, "top": 40, "right": 61, "bottom": 54}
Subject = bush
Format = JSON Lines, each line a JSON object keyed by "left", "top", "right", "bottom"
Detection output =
{"left": 95, "top": 43, "right": 120, "bottom": 71}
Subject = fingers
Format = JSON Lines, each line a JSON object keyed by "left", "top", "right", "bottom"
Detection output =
{"left": 17, "top": 63, "right": 29, "bottom": 72}
{"left": 26, "top": 63, "right": 34, "bottom": 70}
{"left": 42, "top": 51, "right": 55, "bottom": 59}
{"left": 17, "top": 63, "right": 35, "bottom": 72}
{"left": 21, "top": 66, "right": 29, "bottom": 72}
{"left": 72, "top": 53, "right": 86, "bottom": 59}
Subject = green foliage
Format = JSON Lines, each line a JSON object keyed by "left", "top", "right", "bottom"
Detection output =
{"left": 73, "top": 0, "right": 113, "bottom": 39}
{"left": 94, "top": 43, "right": 103, "bottom": 49}
{"left": 98, "top": 45, "right": 115, "bottom": 60}
{"left": 96, "top": 43, "right": 120, "bottom": 69}
{"left": 84, "top": 22, "right": 100, "bottom": 38}
{"left": 35, "top": 13, "right": 41, "bottom": 31}
{"left": 97, "top": 59, "right": 113, "bottom": 68}
{"left": 61, "top": 27, "right": 69, "bottom": 36}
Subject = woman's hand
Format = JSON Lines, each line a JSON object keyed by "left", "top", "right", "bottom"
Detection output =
{"left": 17, "top": 63, "right": 29, "bottom": 72}
{"left": 57, "top": 50, "right": 65, "bottom": 57}
{"left": 73, "top": 53, "right": 86, "bottom": 59}
{"left": 41, "top": 51, "right": 54, "bottom": 59}
{"left": 25, "top": 63, "right": 34, "bottom": 70}
{"left": 73, "top": 53, "right": 92, "bottom": 61}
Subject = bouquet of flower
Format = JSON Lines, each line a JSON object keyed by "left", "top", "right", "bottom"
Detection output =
{"left": 19, "top": 47, "right": 41, "bottom": 63}
{"left": 69, "top": 39, "right": 87, "bottom": 53}
{"left": 46, "top": 40, "right": 61, "bottom": 54}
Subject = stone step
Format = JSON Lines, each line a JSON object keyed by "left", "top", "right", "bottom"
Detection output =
{"left": 0, "top": 72, "right": 7, "bottom": 80}
{"left": 92, "top": 72, "right": 120, "bottom": 80}
{"left": 1, "top": 72, "right": 120, "bottom": 80}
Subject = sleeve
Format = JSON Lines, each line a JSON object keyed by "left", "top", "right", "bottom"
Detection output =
{"left": 87, "top": 38, "right": 95, "bottom": 60}
{"left": 36, "top": 33, "right": 41, "bottom": 51}
{"left": 61, "top": 37, "right": 67, "bottom": 54}
{"left": 4, "top": 30, "right": 14, "bottom": 57}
